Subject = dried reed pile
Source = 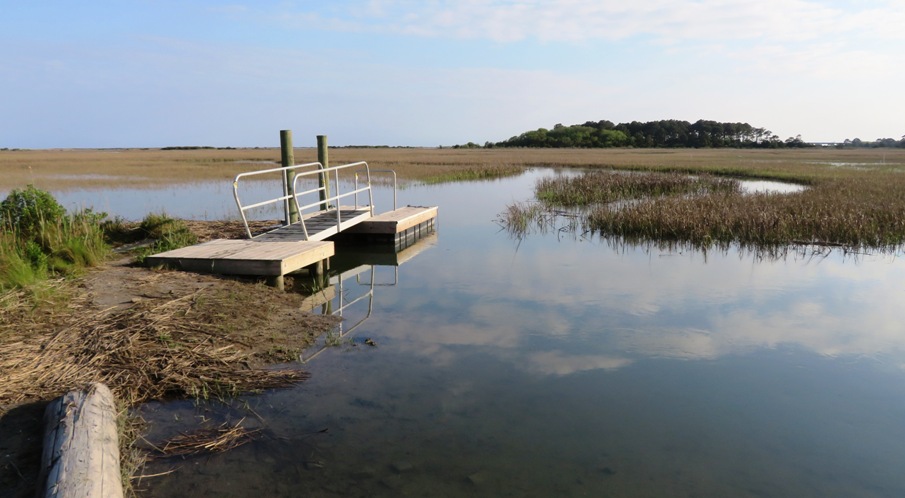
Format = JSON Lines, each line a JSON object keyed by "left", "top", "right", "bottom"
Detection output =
{"left": 0, "top": 277, "right": 331, "bottom": 413}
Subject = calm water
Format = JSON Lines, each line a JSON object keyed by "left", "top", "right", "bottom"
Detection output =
{"left": 72, "top": 170, "right": 905, "bottom": 497}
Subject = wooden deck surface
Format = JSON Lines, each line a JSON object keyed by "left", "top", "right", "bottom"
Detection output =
{"left": 145, "top": 239, "right": 334, "bottom": 276}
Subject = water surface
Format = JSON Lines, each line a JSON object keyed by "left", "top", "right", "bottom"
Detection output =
{"left": 81, "top": 170, "right": 905, "bottom": 497}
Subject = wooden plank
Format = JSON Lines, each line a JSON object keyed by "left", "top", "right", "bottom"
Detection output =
{"left": 39, "top": 383, "right": 123, "bottom": 498}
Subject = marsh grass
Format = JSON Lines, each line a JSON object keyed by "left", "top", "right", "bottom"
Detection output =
{"left": 0, "top": 281, "right": 333, "bottom": 410}
{"left": 419, "top": 164, "right": 524, "bottom": 184}
{"left": 9, "top": 147, "right": 901, "bottom": 193}
{"left": 506, "top": 168, "right": 905, "bottom": 252}
{"left": 536, "top": 170, "right": 740, "bottom": 206}
{"left": 588, "top": 175, "right": 905, "bottom": 250}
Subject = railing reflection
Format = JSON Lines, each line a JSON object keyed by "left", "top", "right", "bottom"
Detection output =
{"left": 299, "top": 232, "right": 437, "bottom": 363}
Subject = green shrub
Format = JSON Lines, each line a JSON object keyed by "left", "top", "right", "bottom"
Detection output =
{"left": 0, "top": 187, "right": 110, "bottom": 290}
{"left": 135, "top": 213, "right": 197, "bottom": 264}
{"left": 0, "top": 185, "right": 66, "bottom": 234}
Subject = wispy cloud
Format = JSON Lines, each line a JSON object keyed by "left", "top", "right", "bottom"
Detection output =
{"left": 277, "top": 0, "right": 905, "bottom": 45}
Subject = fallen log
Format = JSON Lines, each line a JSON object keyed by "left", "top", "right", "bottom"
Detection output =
{"left": 37, "top": 383, "right": 123, "bottom": 498}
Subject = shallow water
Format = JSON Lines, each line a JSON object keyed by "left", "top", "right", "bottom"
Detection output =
{"left": 66, "top": 169, "right": 905, "bottom": 497}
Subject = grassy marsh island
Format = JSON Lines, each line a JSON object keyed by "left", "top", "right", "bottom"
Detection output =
{"left": 498, "top": 149, "right": 905, "bottom": 253}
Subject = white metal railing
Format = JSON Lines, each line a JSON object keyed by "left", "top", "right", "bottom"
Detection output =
{"left": 233, "top": 161, "right": 388, "bottom": 240}
{"left": 233, "top": 162, "right": 323, "bottom": 239}
{"left": 290, "top": 161, "right": 374, "bottom": 240}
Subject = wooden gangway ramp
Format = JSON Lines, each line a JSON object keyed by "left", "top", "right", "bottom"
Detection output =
{"left": 256, "top": 207, "right": 372, "bottom": 242}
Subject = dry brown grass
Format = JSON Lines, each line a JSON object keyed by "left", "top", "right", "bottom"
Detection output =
{"left": 4, "top": 147, "right": 903, "bottom": 192}
{"left": 0, "top": 277, "right": 336, "bottom": 412}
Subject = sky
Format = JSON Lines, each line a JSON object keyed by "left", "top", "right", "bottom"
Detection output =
{"left": 2, "top": 0, "right": 904, "bottom": 148}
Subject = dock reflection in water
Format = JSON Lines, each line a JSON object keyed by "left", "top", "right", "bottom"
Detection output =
{"left": 300, "top": 232, "right": 439, "bottom": 363}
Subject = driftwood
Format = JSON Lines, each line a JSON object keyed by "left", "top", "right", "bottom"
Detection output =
{"left": 37, "top": 383, "right": 123, "bottom": 498}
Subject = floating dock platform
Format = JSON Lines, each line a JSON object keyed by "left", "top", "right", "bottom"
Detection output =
{"left": 338, "top": 205, "right": 438, "bottom": 248}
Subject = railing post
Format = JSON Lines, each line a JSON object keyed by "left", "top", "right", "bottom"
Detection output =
{"left": 281, "top": 130, "right": 300, "bottom": 224}
{"left": 317, "top": 135, "right": 331, "bottom": 211}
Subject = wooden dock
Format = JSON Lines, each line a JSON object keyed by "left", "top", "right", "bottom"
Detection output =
{"left": 145, "top": 206, "right": 436, "bottom": 287}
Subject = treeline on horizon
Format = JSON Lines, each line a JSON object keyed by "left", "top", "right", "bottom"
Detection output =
{"left": 460, "top": 119, "right": 905, "bottom": 149}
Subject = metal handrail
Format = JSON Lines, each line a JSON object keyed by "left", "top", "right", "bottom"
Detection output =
{"left": 290, "top": 161, "right": 374, "bottom": 240}
{"left": 232, "top": 162, "right": 323, "bottom": 239}
{"left": 234, "top": 161, "right": 394, "bottom": 240}
{"left": 357, "top": 170, "right": 397, "bottom": 211}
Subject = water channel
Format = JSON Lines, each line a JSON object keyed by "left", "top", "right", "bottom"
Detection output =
{"left": 58, "top": 170, "right": 905, "bottom": 496}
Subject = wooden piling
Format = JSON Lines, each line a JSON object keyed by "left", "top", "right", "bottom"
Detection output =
{"left": 281, "top": 130, "right": 300, "bottom": 224}
{"left": 38, "top": 383, "right": 123, "bottom": 498}
{"left": 317, "top": 135, "right": 331, "bottom": 211}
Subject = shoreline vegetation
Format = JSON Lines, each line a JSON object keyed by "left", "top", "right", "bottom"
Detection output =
{"left": 2, "top": 146, "right": 905, "bottom": 495}
{"left": 0, "top": 191, "right": 338, "bottom": 495}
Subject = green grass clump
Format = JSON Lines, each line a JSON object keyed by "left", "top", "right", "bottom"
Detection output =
{"left": 0, "top": 186, "right": 109, "bottom": 291}
{"left": 135, "top": 213, "right": 198, "bottom": 263}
